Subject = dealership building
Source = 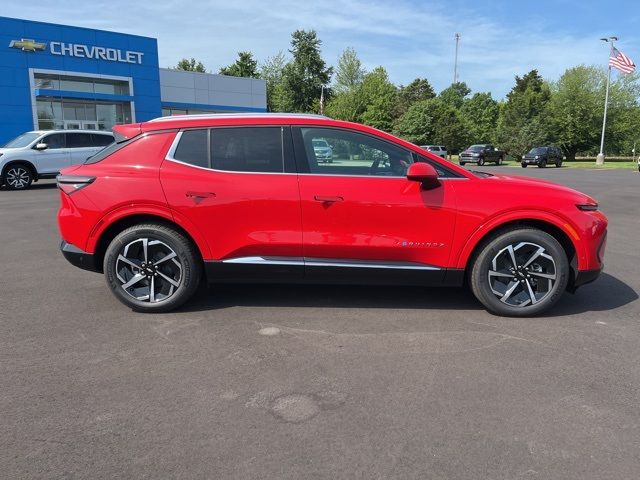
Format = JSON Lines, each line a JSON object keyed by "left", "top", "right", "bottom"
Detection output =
{"left": 0, "top": 16, "right": 267, "bottom": 144}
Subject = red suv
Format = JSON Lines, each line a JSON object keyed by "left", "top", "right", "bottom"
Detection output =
{"left": 57, "top": 114, "right": 607, "bottom": 316}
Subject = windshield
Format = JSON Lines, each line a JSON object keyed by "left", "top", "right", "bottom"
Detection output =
{"left": 3, "top": 132, "right": 41, "bottom": 148}
{"left": 528, "top": 147, "right": 547, "bottom": 155}
{"left": 313, "top": 140, "right": 329, "bottom": 148}
{"left": 468, "top": 145, "right": 485, "bottom": 152}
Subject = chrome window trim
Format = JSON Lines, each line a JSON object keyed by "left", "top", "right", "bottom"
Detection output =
{"left": 164, "top": 129, "right": 468, "bottom": 180}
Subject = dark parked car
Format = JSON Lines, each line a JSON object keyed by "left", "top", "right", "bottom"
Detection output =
{"left": 521, "top": 147, "right": 563, "bottom": 168}
{"left": 459, "top": 144, "right": 504, "bottom": 166}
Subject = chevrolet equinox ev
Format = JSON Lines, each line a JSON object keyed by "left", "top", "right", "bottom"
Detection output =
{"left": 57, "top": 114, "right": 607, "bottom": 316}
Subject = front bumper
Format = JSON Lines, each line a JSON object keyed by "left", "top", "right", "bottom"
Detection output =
{"left": 522, "top": 157, "right": 540, "bottom": 164}
{"left": 60, "top": 240, "right": 99, "bottom": 273}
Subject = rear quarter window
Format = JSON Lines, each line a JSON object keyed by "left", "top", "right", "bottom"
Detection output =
{"left": 173, "top": 129, "right": 209, "bottom": 168}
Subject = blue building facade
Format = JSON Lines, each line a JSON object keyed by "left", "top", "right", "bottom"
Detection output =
{"left": 0, "top": 16, "right": 267, "bottom": 145}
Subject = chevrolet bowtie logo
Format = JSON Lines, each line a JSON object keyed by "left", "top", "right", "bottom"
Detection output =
{"left": 9, "top": 38, "right": 47, "bottom": 52}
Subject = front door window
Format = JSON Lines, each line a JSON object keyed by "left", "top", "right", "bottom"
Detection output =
{"left": 299, "top": 127, "right": 413, "bottom": 177}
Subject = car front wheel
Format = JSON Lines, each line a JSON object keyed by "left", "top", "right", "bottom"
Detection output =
{"left": 470, "top": 228, "right": 569, "bottom": 316}
{"left": 104, "top": 223, "right": 202, "bottom": 313}
{"left": 521, "top": 162, "right": 527, "bottom": 168}
{"left": 3, "top": 163, "right": 33, "bottom": 190}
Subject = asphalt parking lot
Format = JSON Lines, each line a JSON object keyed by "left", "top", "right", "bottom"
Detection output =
{"left": 1, "top": 166, "right": 639, "bottom": 479}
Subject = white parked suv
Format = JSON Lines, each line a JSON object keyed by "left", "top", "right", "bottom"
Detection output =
{"left": 1, "top": 130, "right": 114, "bottom": 190}
{"left": 420, "top": 145, "right": 448, "bottom": 158}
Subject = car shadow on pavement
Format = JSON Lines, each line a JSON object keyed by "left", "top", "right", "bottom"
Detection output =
{"left": 180, "top": 272, "right": 636, "bottom": 316}
{"left": 185, "top": 283, "right": 480, "bottom": 311}
{"left": 549, "top": 273, "right": 638, "bottom": 316}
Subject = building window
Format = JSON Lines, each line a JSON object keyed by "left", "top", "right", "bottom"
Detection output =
{"left": 37, "top": 98, "right": 132, "bottom": 131}
{"left": 34, "top": 73, "right": 129, "bottom": 95}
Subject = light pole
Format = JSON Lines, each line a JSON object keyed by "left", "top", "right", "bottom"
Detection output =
{"left": 453, "top": 33, "right": 460, "bottom": 84}
{"left": 596, "top": 36, "right": 618, "bottom": 165}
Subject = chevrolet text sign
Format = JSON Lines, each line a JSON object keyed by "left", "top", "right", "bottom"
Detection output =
{"left": 50, "top": 42, "right": 144, "bottom": 64}
{"left": 9, "top": 38, "right": 144, "bottom": 64}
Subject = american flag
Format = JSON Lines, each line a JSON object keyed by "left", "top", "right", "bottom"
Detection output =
{"left": 609, "top": 47, "right": 636, "bottom": 74}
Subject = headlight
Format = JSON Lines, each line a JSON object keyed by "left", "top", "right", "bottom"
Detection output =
{"left": 535, "top": 155, "right": 540, "bottom": 159}
{"left": 472, "top": 153, "right": 479, "bottom": 157}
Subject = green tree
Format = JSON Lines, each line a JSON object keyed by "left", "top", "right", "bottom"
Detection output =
{"left": 497, "top": 70, "right": 551, "bottom": 156}
{"left": 606, "top": 72, "right": 640, "bottom": 156}
{"left": 260, "top": 51, "right": 287, "bottom": 111}
{"left": 394, "top": 98, "right": 468, "bottom": 152}
{"left": 334, "top": 47, "right": 365, "bottom": 93}
{"left": 359, "top": 67, "right": 397, "bottom": 131}
{"left": 460, "top": 92, "right": 500, "bottom": 144}
{"left": 175, "top": 58, "right": 206, "bottom": 73}
{"left": 546, "top": 66, "right": 604, "bottom": 160}
{"left": 219, "top": 51, "right": 259, "bottom": 78}
{"left": 278, "top": 30, "right": 333, "bottom": 112}
{"left": 395, "top": 78, "right": 436, "bottom": 118}
{"left": 392, "top": 99, "right": 437, "bottom": 145}
{"left": 326, "top": 67, "right": 397, "bottom": 131}
{"left": 438, "top": 81, "right": 471, "bottom": 109}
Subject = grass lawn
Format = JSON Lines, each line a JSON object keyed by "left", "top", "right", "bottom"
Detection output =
{"left": 447, "top": 155, "right": 638, "bottom": 170}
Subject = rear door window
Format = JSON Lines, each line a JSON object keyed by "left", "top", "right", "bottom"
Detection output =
{"left": 66, "top": 133, "right": 93, "bottom": 148}
{"left": 210, "top": 127, "right": 283, "bottom": 173}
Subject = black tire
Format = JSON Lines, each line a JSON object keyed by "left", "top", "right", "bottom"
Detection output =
{"left": 470, "top": 228, "right": 569, "bottom": 317}
{"left": 460, "top": 161, "right": 466, "bottom": 166}
{"left": 497, "top": 156, "right": 504, "bottom": 165}
{"left": 538, "top": 159, "right": 547, "bottom": 168}
{"left": 104, "top": 223, "right": 202, "bottom": 313}
{"left": 3, "top": 163, "right": 33, "bottom": 190}
{"left": 478, "top": 157, "right": 485, "bottom": 166}
{"left": 556, "top": 160, "right": 562, "bottom": 167}
{"left": 521, "top": 162, "right": 528, "bottom": 168}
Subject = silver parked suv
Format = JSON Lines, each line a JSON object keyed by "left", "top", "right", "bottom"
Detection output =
{"left": 1, "top": 130, "right": 114, "bottom": 190}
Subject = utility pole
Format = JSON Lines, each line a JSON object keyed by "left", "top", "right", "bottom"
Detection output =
{"left": 453, "top": 33, "right": 460, "bottom": 84}
{"left": 597, "top": 36, "right": 618, "bottom": 165}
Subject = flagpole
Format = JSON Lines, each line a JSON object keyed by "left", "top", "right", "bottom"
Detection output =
{"left": 597, "top": 37, "right": 617, "bottom": 165}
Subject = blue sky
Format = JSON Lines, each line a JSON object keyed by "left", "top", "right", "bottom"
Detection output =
{"left": 4, "top": 0, "right": 638, "bottom": 98}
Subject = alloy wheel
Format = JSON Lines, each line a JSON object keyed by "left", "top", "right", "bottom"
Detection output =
{"left": 6, "top": 167, "right": 30, "bottom": 189}
{"left": 115, "top": 238, "right": 182, "bottom": 303}
{"left": 487, "top": 241, "right": 557, "bottom": 307}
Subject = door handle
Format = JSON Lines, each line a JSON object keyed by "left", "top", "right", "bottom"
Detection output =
{"left": 186, "top": 191, "right": 216, "bottom": 199}
{"left": 314, "top": 195, "right": 344, "bottom": 203}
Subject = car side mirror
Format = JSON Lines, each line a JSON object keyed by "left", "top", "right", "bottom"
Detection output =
{"left": 35, "top": 142, "right": 48, "bottom": 150}
{"left": 407, "top": 162, "right": 439, "bottom": 188}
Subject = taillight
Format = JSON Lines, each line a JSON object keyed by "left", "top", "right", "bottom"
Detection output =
{"left": 56, "top": 175, "right": 96, "bottom": 195}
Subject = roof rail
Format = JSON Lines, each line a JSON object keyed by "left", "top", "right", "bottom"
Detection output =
{"left": 148, "top": 112, "right": 330, "bottom": 123}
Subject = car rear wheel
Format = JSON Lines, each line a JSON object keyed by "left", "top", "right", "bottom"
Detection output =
{"left": 470, "top": 228, "right": 569, "bottom": 316}
{"left": 104, "top": 223, "right": 202, "bottom": 313}
{"left": 538, "top": 159, "right": 547, "bottom": 168}
{"left": 3, "top": 163, "right": 33, "bottom": 190}
{"left": 478, "top": 157, "right": 485, "bottom": 166}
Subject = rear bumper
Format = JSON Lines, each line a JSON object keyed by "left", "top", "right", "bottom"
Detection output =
{"left": 60, "top": 240, "right": 100, "bottom": 273}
